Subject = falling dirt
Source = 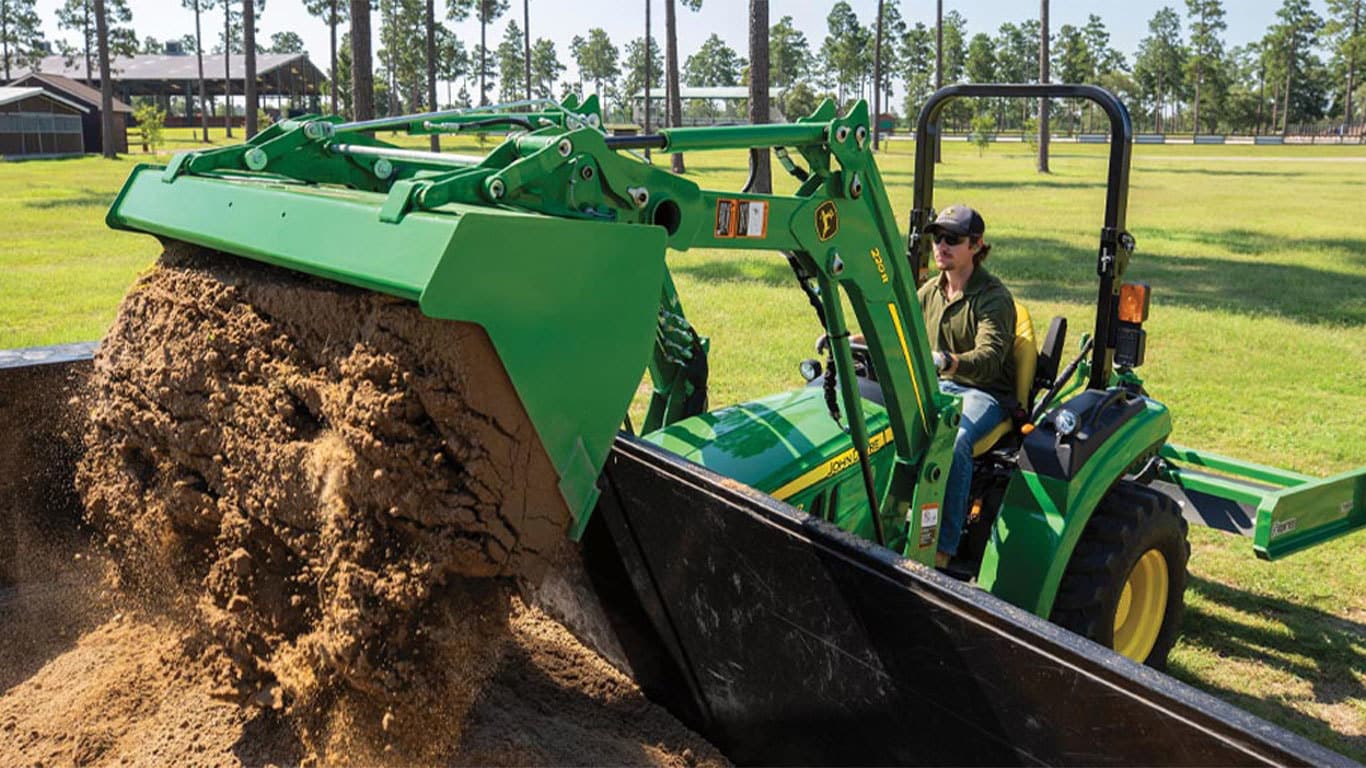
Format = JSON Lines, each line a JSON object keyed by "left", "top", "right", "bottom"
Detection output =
{"left": 0, "top": 243, "right": 727, "bottom": 766}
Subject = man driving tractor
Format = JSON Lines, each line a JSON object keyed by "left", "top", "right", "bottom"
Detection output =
{"left": 918, "top": 205, "right": 1017, "bottom": 569}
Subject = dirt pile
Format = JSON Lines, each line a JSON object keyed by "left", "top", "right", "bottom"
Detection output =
{"left": 0, "top": 242, "right": 728, "bottom": 765}
{"left": 0, "top": 574, "right": 722, "bottom": 767}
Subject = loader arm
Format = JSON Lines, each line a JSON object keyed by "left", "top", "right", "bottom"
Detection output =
{"left": 108, "top": 96, "right": 957, "bottom": 558}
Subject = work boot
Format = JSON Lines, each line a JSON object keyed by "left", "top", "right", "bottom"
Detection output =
{"left": 935, "top": 550, "right": 951, "bottom": 569}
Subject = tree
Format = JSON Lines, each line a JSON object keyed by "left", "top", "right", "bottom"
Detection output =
{"left": 872, "top": 0, "right": 905, "bottom": 134}
{"left": 684, "top": 32, "right": 741, "bottom": 87}
{"left": 1185, "top": 0, "right": 1226, "bottom": 134}
{"left": 140, "top": 35, "right": 162, "bottom": 53}
{"left": 965, "top": 31, "right": 996, "bottom": 126}
{"left": 1038, "top": 0, "right": 1051, "bottom": 173}
{"left": 351, "top": 0, "right": 375, "bottom": 120}
{"left": 820, "top": 2, "right": 867, "bottom": 103}
{"left": 378, "top": 0, "right": 426, "bottom": 114}
{"left": 436, "top": 24, "right": 468, "bottom": 105}
{"left": 181, "top": 0, "right": 211, "bottom": 142}
{"left": 0, "top": 0, "right": 46, "bottom": 82}
{"left": 1270, "top": 0, "right": 1324, "bottom": 134}
{"left": 572, "top": 27, "right": 620, "bottom": 107}
{"left": 665, "top": 0, "right": 702, "bottom": 173}
{"left": 449, "top": 0, "right": 508, "bottom": 105}
{"left": 621, "top": 34, "right": 661, "bottom": 105}
{"left": 1054, "top": 24, "right": 1091, "bottom": 132}
{"left": 303, "top": 0, "right": 348, "bottom": 114}
{"left": 1325, "top": 0, "right": 1364, "bottom": 128}
{"left": 749, "top": 0, "right": 770, "bottom": 192}
{"left": 268, "top": 30, "right": 303, "bottom": 53}
{"left": 92, "top": 0, "right": 114, "bottom": 157}
{"left": 496, "top": 18, "right": 525, "bottom": 102}
{"left": 528, "top": 37, "right": 562, "bottom": 99}
{"left": 995, "top": 20, "right": 1040, "bottom": 129}
{"left": 900, "top": 21, "right": 935, "bottom": 117}
{"left": 1134, "top": 7, "right": 1186, "bottom": 132}
{"left": 243, "top": 0, "right": 258, "bottom": 137}
{"left": 769, "top": 15, "right": 810, "bottom": 89}
{"left": 426, "top": 0, "right": 437, "bottom": 149}
{"left": 56, "top": 0, "right": 134, "bottom": 85}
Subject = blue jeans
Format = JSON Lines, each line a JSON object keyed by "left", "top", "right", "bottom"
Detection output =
{"left": 938, "top": 381, "right": 1006, "bottom": 556}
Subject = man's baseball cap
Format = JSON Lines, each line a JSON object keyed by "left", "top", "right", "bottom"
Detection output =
{"left": 926, "top": 205, "right": 986, "bottom": 238}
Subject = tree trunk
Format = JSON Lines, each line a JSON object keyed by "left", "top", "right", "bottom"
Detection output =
{"left": 479, "top": 17, "right": 487, "bottom": 105}
{"left": 244, "top": 0, "right": 257, "bottom": 137}
{"left": 427, "top": 0, "right": 439, "bottom": 150}
{"left": 934, "top": 0, "right": 943, "bottom": 163}
{"left": 329, "top": 0, "right": 339, "bottom": 114}
{"left": 644, "top": 0, "right": 652, "bottom": 161}
{"left": 1256, "top": 65, "right": 1264, "bottom": 135}
{"left": 84, "top": 3, "right": 92, "bottom": 85}
{"left": 193, "top": 0, "right": 209, "bottom": 142}
{"left": 666, "top": 0, "right": 685, "bottom": 173}
{"left": 1156, "top": 74, "right": 1164, "bottom": 133}
{"left": 350, "top": 0, "right": 374, "bottom": 121}
{"left": 747, "top": 0, "right": 771, "bottom": 192}
{"left": 1192, "top": 65, "right": 1202, "bottom": 137}
{"left": 1037, "top": 0, "right": 1050, "bottom": 173}
{"left": 93, "top": 0, "right": 116, "bottom": 158}
{"left": 1282, "top": 66, "right": 1293, "bottom": 136}
{"left": 224, "top": 7, "right": 233, "bottom": 136}
{"left": 1346, "top": 2, "right": 1360, "bottom": 131}
{"left": 872, "top": 0, "right": 883, "bottom": 152}
{"left": 523, "top": 0, "right": 531, "bottom": 100}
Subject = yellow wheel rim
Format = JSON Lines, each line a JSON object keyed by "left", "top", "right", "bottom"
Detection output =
{"left": 1113, "top": 548, "right": 1169, "bottom": 662}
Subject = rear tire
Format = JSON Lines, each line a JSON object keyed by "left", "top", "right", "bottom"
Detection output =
{"left": 1050, "top": 481, "right": 1188, "bottom": 669}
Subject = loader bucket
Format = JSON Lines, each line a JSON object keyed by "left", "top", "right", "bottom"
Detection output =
{"left": 107, "top": 164, "right": 667, "bottom": 534}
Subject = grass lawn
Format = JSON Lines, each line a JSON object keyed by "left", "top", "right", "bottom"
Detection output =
{"left": 1, "top": 127, "right": 1363, "bottom": 758}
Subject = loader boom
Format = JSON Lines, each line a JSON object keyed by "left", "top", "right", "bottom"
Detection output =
{"left": 108, "top": 95, "right": 959, "bottom": 560}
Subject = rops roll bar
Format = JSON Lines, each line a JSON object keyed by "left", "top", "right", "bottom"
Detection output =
{"left": 908, "top": 84, "right": 1135, "bottom": 391}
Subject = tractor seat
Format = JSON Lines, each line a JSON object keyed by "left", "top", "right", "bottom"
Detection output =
{"left": 970, "top": 302, "right": 1037, "bottom": 457}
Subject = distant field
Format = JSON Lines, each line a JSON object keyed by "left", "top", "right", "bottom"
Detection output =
{"left": 1, "top": 127, "right": 1363, "bottom": 758}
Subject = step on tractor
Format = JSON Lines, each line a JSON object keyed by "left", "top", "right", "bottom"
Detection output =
{"left": 10, "top": 83, "right": 1356, "bottom": 764}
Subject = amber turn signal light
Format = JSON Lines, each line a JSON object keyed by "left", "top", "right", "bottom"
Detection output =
{"left": 1119, "top": 282, "right": 1151, "bottom": 324}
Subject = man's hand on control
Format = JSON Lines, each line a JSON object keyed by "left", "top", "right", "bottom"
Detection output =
{"left": 933, "top": 350, "right": 959, "bottom": 377}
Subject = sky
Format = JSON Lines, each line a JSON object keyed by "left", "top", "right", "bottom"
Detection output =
{"left": 29, "top": 0, "right": 1319, "bottom": 99}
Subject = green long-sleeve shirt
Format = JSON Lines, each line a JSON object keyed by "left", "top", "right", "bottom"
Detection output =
{"left": 917, "top": 266, "right": 1017, "bottom": 404}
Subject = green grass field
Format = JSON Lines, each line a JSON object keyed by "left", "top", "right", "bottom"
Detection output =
{"left": 1, "top": 127, "right": 1363, "bottom": 758}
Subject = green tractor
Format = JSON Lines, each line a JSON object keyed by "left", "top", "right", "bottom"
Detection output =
{"left": 105, "top": 84, "right": 1365, "bottom": 672}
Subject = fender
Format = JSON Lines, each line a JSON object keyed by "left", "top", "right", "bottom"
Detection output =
{"left": 977, "top": 392, "right": 1172, "bottom": 617}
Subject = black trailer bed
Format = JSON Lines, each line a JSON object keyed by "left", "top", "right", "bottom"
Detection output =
{"left": 1, "top": 346, "right": 1356, "bottom": 767}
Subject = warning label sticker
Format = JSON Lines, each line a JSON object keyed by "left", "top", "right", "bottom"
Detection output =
{"left": 918, "top": 504, "right": 940, "bottom": 548}
{"left": 736, "top": 201, "right": 768, "bottom": 238}
{"left": 714, "top": 199, "right": 737, "bottom": 237}
{"left": 716, "top": 199, "right": 768, "bottom": 239}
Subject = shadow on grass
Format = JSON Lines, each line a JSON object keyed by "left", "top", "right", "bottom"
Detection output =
{"left": 999, "top": 233, "right": 1366, "bottom": 326}
{"left": 24, "top": 189, "right": 115, "bottom": 209}
{"left": 671, "top": 229, "right": 1364, "bottom": 326}
{"left": 671, "top": 255, "right": 794, "bottom": 287}
{"left": 878, "top": 168, "right": 1108, "bottom": 190}
{"left": 1171, "top": 574, "right": 1366, "bottom": 761}
{"left": 1136, "top": 166, "right": 1307, "bottom": 178}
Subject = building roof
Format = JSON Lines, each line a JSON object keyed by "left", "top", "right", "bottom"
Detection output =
{"left": 7, "top": 72, "right": 132, "bottom": 113}
{"left": 35, "top": 52, "right": 320, "bottom": 83}
{"left": 0, "top": 86, "right": 90, "bottom": 113}
{"left": 633, "top": 86, "right": 771, "bottom": 100}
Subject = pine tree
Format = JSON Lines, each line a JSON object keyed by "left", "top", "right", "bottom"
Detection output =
{"left": 448, "top": 0, "right": 508, "bottom": 105}
{"left": 0, "top": 0, "right": 46, "bottom": 81}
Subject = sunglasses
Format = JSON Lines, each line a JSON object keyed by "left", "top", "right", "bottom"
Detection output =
{"left": 932, "top": 232, "right": 965, "bottom": 246}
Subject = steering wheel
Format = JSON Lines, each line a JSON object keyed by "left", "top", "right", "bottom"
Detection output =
{"left": 813, "top": 334, "right": 878, "bottom": 383}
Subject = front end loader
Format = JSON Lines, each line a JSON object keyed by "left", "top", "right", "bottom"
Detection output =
{"left": 69, "top": 85, "right": 1362, "bottom": 763}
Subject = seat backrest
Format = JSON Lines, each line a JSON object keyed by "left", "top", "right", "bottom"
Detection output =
{"left": 1011, "top": 302, "right": 1038, "bottom": 409}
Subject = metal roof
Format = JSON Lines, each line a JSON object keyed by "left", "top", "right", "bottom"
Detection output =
{"left": 633, "top": 86, "right": 770, "bottom": 100}
{"left": 0, "top": 86, "right": 90, "bottom": 113}
{"left": 6, "top": 72, "right": 133, "bottom": 112}
{"left": 35, "top": 53, "right": 321, "bottom": 83}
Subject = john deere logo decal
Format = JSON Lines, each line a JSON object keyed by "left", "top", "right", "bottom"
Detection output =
{"left": 815, "top": 201, "right": 839, "bottom": 241}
